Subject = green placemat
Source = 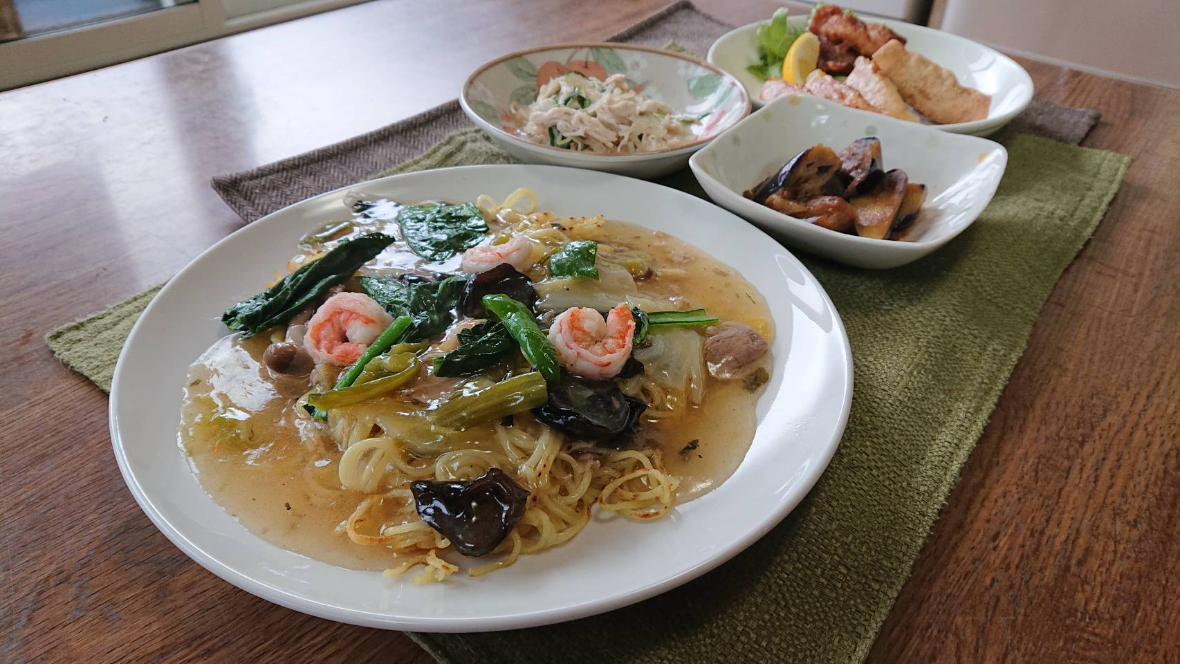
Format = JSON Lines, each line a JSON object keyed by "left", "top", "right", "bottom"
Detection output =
{"left": 49, "top": 130, "right": 1128, "bottom": 663}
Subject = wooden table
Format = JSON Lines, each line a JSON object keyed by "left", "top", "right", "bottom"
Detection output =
{"left": 2, "top": 1, "right": 1176, "bottom": 661}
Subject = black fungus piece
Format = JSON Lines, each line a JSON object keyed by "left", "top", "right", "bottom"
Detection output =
{"left": 460, "top": 263, "right": 537, "bottom": 318}
{"left": 410, "top": 468, "right": 530, "bottom": 557}
{"left": 533, "top": 372, "right": 646, "bottom": 446}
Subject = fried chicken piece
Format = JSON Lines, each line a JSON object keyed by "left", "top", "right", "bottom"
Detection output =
{"left": 804, "top": 70, "right": 876, "bottom": 112}
{"left": 760, "top": 78, "right": 805, "bottom": 103}
{"left": 845, "top": 57, "right": 920, "bottom": 122}
{"left": 871, "top": 40, "right": 991, "bottom": 124}
{"left": 810, "top": 5, "right": 906, "bottom": 75}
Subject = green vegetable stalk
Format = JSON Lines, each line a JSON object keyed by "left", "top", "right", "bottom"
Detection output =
{"left": 482, "top": 294, "right": 560, "bottom": 384}
{"left": 631, "top": 308, "right": 719, "bottom": 344}
{"left": 430, "top": 372, "right": 548, "bottom": 429}
{"left": 306, "top": 315, "right": 412, "bottom": 419}
{"left": 222, "top": 232, "right": 394, "bottom": 337}
{"left": 307, "top": 354, "right": 419, "bottom": 410}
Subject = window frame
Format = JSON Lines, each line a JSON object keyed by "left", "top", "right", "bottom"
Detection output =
{"left": 0, "top": 0, "right": 369, "bottom": 91}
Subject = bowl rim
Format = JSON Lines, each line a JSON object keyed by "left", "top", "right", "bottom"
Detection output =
{"left": 461, "top": 42, "right": 753, "bottom": 158}
{"left": 688, "top": 94, "right": 1008, "bottom": 250}
{"left": 705, "top": 18, "right": 1034, "bottom": 134}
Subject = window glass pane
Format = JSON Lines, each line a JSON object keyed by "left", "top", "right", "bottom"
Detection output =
{"left": 0, "top": 0, "right": 197, "bottom": 43}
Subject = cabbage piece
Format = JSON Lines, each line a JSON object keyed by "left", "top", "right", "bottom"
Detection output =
{"left": 633, "top": 328, "right": 707, "bottom": 405}
{"left": 536, "top": 261, "right": 668, "bottom": 312}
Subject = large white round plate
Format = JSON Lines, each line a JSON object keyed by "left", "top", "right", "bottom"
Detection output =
{"left": 110, "top": 165, "right": 852, "bottom": 632}
{"left": 707, "top": 16, "right": 1033, "bottom": 136}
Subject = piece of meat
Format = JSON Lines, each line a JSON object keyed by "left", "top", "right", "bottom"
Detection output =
{"left": 805, "top": 70, "right": 877, "bottom": 112}
{"left": 704, "top": 322, "right": 770, "bottom": 379}
{"left": 845, "top": 57, "right": 920, "bottom": 122}
{"left": 871, "top": 40, "right": 990, "bottom": 124}
{"left": 760, "top": 78, "right": 805, "bottom": 103}
{"left": 809, "top": 5, "right": 905, "bottom": 74}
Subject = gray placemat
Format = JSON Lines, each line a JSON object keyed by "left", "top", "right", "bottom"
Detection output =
{"left": 211, "top": 0, "right": 1099, "bottom": 222}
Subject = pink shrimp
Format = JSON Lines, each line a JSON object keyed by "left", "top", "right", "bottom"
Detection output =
{"left": 460, "top": 236, "right": 534, "bottom": 274}
{"left": 547, "top": 305, "right": 635, "bottom": 379}
{"left": 303, "top": 292, "right": 393, "bottom": 365}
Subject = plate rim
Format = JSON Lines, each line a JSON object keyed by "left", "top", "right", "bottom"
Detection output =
{"left": 108, "top": 163, "right": 853, "bottom": 632}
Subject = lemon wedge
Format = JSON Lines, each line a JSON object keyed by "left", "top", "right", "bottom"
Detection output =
{"left": 782, "top": 32, "right": 820, "bottom": 86}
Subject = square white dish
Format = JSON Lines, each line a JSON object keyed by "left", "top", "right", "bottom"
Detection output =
{"left": 689, "top": 95, "right": 1007, "bottom": 269}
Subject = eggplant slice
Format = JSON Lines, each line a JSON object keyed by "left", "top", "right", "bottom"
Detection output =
{"left": 894, "top": 183, "right": 927, "bottom": 230}
{"left": 746, "top": 145, "right": 846, "bottom": 204}
{"left": 837, "top": 137, "right": 884, "bottom": 196}
{"left": 850, "top": 169, "right": 909, "bottom": 240}
{"left": 801, "top": 196, "right": 857, "bottom": 233}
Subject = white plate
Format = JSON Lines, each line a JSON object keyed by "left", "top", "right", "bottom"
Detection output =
{"left": 460, "top": 43, "right": 750, "bottom": 179}
{"left": 690, "top": 96, "right": 1006, "bottom": 269}
{"left": 109, "top": 165, "right": 852, "bottom": 632}
{"left": 706, "top": 15, "right": 1033, "bottom": 136}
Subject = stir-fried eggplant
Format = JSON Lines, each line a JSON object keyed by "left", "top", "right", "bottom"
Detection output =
{"left": 837, "top": 137, "right": 884, "bottom": 196}
{"left": 850, "top": 169, "right": 909, "bottom": 240}
{"left": 746, "top": 137, "right": 926, "bottom": 242}
{"left": 895, "top": 183, "right": 927, "bottom": 230}
{"left": 410, "top": 468, "right": 530, "bottom": 556}
{"left": 746, "top": 145, "right": 846, "bottom": 204}
{"left": 533, "top": 372, "right": 646, "bottom": 445}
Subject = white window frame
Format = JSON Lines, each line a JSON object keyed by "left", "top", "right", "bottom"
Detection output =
{"left": 0, "top": 0, "right": 369, "bottom": 91}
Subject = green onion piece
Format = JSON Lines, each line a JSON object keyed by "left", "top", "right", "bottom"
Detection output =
{"left": 647, "top": 309, "right": 719, "bottom": 328}
{"left": 353, "top": 350, "right": 419, "bottom": 385}
{"left": 336, "top": 315, "right": 412, "bottom": 388}
{"left": 307, "top": 315, "right": 412, "bottom": 419}
{"left": 307, "top": 355, "right": 419, "bottom": 410}
{"left": 430, "top": 372, "right": 548, "bottom": 429}
{"left": 482, "top": 294, "right": 560, "bottom": 384}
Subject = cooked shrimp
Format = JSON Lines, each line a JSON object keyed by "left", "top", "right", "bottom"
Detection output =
{"left": 548, "top": 305, "right": 635, "bottom": 379}
{"left": 303, "top": 292, "right": 393, "bottom": 365}
{"left": 461, "top": 236, "right": 534, "bottom": 274}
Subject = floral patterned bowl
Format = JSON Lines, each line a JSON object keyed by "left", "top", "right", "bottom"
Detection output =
{"left": 460, "top": 43, "right": 750, "bottom": 179}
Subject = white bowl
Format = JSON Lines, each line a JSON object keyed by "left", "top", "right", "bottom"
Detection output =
{"left": 110, "top": 164, "right": 852, "bottom": 632}
{"left": 460, "top": 43, "right": 750, "bottom": 179}
{"left": 706, "top": 16, "right": 1033, "bottom": 136}
{"left": 689, "top": 95, "right": 1007, "bottom": 269}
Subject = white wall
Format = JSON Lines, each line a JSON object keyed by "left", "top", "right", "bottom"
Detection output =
{"left": 941, "top": 0, "right": 1180, "bottom": 88}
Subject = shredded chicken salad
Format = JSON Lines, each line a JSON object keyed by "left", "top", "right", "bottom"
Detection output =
{"left": 512, "top": 73, "right": 701, "bottom": 155}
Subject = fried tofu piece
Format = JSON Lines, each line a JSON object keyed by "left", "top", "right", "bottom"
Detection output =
{"left": 760, "top": 79, "right": 805, "bottom": 103}
{"left": 871, "top": 40, "right": 991, "bottom": 124}
{"left": 845, "top": 57, "right": 920, "bottom": 122}
{"left": 810, "top": 5, "right": 906, "bottom": 75}
{"left": 805, "top": 70, "right": 876, "bottom": 112}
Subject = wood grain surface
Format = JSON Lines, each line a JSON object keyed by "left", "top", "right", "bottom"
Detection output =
{"left": 1, "top": 1, "right": 1176, "bottom": 662}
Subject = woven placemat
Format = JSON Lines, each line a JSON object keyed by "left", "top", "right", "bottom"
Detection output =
{"left": 210, "top": 1, "right": 1100, "bottom": 223}
{"left": 47, "top": 3, "right": 1127, "bottom": 663}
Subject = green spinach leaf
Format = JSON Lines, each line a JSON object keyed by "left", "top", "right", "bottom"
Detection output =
{"left": 548, "top": 240, "right": 599, "bottom": 279}
{"left": 221, "top": 232, "right": 394, "bottom": 337}
{"left": 358, "top": 275, "right": 469, "bottom": 342}
{"left": 397, "top": 202, "right": 488, "bottom": 262}
{"left": 432, "top": 321, "right": 515, "bottom": 377}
